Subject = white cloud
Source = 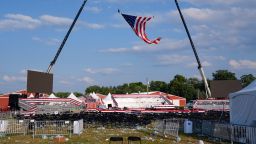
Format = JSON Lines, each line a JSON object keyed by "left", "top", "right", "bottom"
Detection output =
{"left": 80, "top": 22, "right": 105, "bottom": 29}
{"left": 0, "top": 13, "right": 105, "bottom": 30}
{"left": 78, "top": 76, "right": 96, "bottom": 85}
{"left": 182, "top": 8, "right": 217, "bottom": 21}
{"left": 229, "top": 59, "right": 256, "bottom": 69}
{"left": 183, "top": 0, "right": 238, "bottom": 5}
{"left": 155, "top": 5, "right": 256, "bottom": 52}
{"left": 32, "top": 37, "right": 60, "bottom": 45}
{"left": 40, "top": 15, "right": 72, "bottom": 26}
{"left": 101, "top": 38, "right": 188, "bottom": 53}
{"left": 40, "top": 15, "right": 105, "bottom": 29}
{"left": 157, "top": 55, "right": 191, "bottom": 65}
{"left": 100, "top": 48, "right": 128, "bottom": 53}
{"left": 3, "top": 75, "right": 26, "bottom": 82}
{"left": 20, "top": 69, "right": 27, "bottom": 75}
{"left": 187, "top": 61, "right": 212, "bottom": 68}
{"left": 121, "top": 63, "right": 133, "bottom": 67}
{"left": 0, "top": 13, "right": 41, "bottom": 30}
{"left": 84, "top": 67, "right": 119, "bottom": 75}
{"left": 105, "top": 0, "right": 163, "bottom": 3}
{"left": 59, "top": 80, "right": 72, "bottom": 85}
{"left": 86, "top": 7, "right": 101, "bottom": 13}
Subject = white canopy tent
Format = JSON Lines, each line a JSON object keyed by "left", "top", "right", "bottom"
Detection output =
{"left": 229, "top": 80, "right": 256, "bottom": 126}
{"left": 102, "top": 93, "right": 116, "bottom": 108}
{"left": 68, "top": 92, "right": 82, "bottom": 103}
{"left": 48, "top": 93, "right": 58, "bottom": 98}
{"left": 28, "top": 93, "right": 34, "bottom": 98}
{"left": 91, "top": 92, "right": 100, "bottom": 100}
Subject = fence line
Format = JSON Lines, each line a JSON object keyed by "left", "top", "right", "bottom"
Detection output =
{"left": 231, "top": 125, "right": 256, "bottom": 144}
{"left": 154, "top": 119, "right": 179, "bottom": 138}
{"left": 213, "top": 123, "right": 231, "bottom": 141}
{"left": 33, "top": 120, "right": 72, "bottom": 138}
{"left": 0, "top": 111, "right": 19, "bottom": 119}
{"left": 164, "top": 119, "right": 179, "bottom": 138}
{"left": 202, "top": 120, "right": 214, "bottom": 136}
{"left": 0, "top": 119, "right": 29, "bottom": 136}
{"left": 0, "top": 116, "right": 255, "bottom": 144}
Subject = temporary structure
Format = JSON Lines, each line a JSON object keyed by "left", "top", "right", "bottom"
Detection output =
{"left": 102, "top": 93, "right": 116, "bottom": 108}
{"left": 48, "top": 93, "right": 58, "bottom": 98}
{"left": 28, "top": 93, "right": 35, "bottom": 98}
{"left": 229, "top": 80, "right": 256, "bottom": 126}
{"left": 91, "top": 92, "right": 100, "bottom": 100}
{"left": 68, "top": 92, "right": 82, "bottom": 103}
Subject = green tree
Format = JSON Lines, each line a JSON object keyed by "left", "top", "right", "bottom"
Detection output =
{"left": 240, "top": 74, "right": 255, "bottom": 87}
{"left": 168, "top": 75, "right": 197, "bottom": 100}
{"left": 149, "top": 81, "right": 168, "bottom": 92}
{"left": 74, "top": 92, "right": 83, "bottom": 97}
{"left": 128, "top": 82, "right": 147, "bottom": 93}
{"left": 212, "top": 70, "right": 237, "bottom": 80}
{"left": 85, "top": 85, "right": 101, "bottom": 94}
{"left": 55, "top": 92, "right": 69, "bottom": 98}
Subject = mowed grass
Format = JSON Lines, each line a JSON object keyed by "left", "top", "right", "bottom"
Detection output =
{"left": 0, "top": 126, "right": 228, "bottom": 144}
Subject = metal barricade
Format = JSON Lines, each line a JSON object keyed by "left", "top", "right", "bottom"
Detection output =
{"left": 154, "top": 119, "right": 179, "bottom": 138}
{"left": 213, "top": 123, "right": 231, "bottom": 141}
{"left": 164, "top": 119, "right": 179, "bottom": 138}
{"left": 33, "top": 120, "right": 72, "bottom": 138}
{"left": 202, "top": 120, "right": 214, "bottom": 136}
{"left": 231, "top": 125, "right": 256, "bottom": 144}
{"left": 0, "top": 111, "right": 18, "bottom": 119}
{"left": 0, "top": 119, "right": 29, "bottom": 136}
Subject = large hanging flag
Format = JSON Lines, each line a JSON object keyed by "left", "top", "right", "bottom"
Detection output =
{"left": 119, "top": 10, "right": 161, "bottom": 44}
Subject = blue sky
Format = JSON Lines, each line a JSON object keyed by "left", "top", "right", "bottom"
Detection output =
{"left": 1, "top": 0, "right": 256, "bottom": 93}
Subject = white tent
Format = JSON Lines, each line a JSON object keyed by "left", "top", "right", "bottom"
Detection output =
{"left": 48, "top": 93, "right": 58, "bottom": 98}
{"left": 28, "top": 93, "right": 34, "bottom": 98}
{"left": 68, "top": 92, "right": 82, "bottom": 103}
{"left": 102, "top": 93, "right": 116, "bottom": 108}
{"left": 229, "top": 80, "right": 256, "bottom": 126}
{"left": 91, "top": 92, "right": 100, "bottom": 100}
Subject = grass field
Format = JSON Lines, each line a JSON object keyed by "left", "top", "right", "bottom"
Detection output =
{"left": 0, "top": 126, "right": 229, "bottom": 144}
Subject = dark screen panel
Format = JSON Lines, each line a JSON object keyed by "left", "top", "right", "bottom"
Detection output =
{"left": 210, "top": 80, "right": 242, "bottom": 98}
{"left": 27, "top": 70, "right": 53, "bottom": 94}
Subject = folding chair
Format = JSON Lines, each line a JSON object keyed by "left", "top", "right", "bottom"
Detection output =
{"left": 128, "top": 136, "right": 141, "bottom": 144}
{"left": 109, "top": 136, "right": 124, "bottom": 144}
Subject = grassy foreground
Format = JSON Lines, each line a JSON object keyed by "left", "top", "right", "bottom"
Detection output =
{"left": 0, "top": 126, "right": 229, "bottom": 144}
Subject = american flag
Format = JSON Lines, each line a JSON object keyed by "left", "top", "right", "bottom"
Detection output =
{"left": 120, "top": 12, "right": 161, "bottom": 44}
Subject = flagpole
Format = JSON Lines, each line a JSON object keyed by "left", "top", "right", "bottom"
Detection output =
{"left": 174, "top": 0, "right": 211, "bottom": 98}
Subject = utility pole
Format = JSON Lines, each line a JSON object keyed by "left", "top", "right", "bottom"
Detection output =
{"left": 146, "top": 78, "right": 149, "bottom": 94}
{"left": 174, "top": 0, "right": 211, "bottom": 98}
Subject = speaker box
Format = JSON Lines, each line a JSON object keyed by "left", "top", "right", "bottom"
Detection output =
{"left": 8, "top": 94, "right": 27, "bottom": 110}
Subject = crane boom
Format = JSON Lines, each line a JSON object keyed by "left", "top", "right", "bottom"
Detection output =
{"left": 47, "top": 0, "right": 87, "bottom": 73}
{"left": 174, "top": 0, "right": 211, "bottom": 98}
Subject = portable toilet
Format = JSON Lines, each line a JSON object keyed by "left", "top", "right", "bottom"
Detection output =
{"left": 184, "top": 119, "right": 193, "bottom": 134}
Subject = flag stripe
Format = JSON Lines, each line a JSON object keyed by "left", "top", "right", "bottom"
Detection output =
{"left": 141, "top": 18, "right": 151, "bottom": 43}
{"left": 135, "top": 17, "right": 141, "bottom": 37}
{"left": 139, "top": 17, "right": 147, "bottom": 42}
{"left": 121, "top": 13, "right": 161, "bottom": 44}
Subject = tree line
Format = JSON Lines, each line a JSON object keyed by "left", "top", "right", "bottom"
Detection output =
{"left": 83, "top": 70, "right": 255, "bottom": 101}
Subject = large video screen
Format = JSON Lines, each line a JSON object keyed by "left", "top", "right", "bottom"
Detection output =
{"left": 27, "top": 70, "right": 53, "bottom": 94}
{"left": 210, "top": 80, "right": 242, "bottom": 98}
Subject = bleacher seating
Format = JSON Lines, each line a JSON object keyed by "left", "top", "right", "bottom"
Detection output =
{"left": 114, "top": 97, "right": 167, "bottom": 109}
